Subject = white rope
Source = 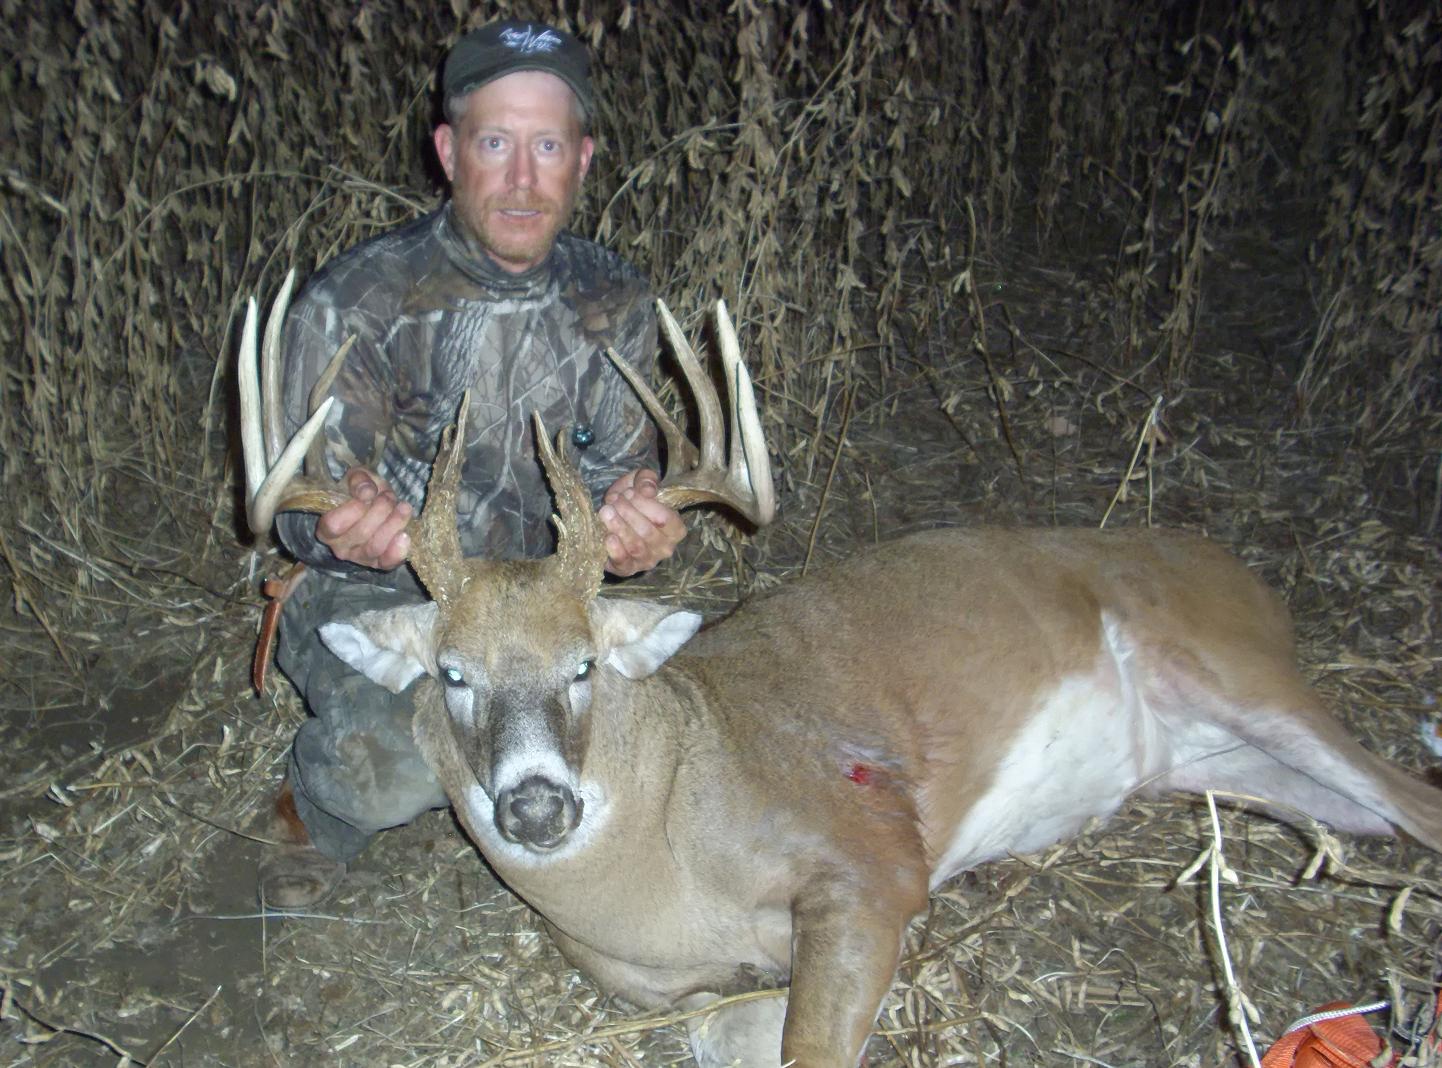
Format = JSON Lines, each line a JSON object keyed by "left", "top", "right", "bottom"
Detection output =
{"left": 1277, "top": 999, "right": 1390, "bottom": 1037}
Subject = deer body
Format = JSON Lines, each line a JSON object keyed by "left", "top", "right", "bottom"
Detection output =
{"left": 241, "top": 291, "right": 1441, "bottom": 1067}
{"left": 337, "top": 526, "right": 1442, "bottom": 1067}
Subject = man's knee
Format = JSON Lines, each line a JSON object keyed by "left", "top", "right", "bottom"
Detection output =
{"left": 271, "top": 575, "right": 446, "bottom": 853}
{"left": 291, "top": 701, "right": 446, "bottom": 835}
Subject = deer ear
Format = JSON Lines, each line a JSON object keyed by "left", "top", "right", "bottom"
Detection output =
{"left": 320, "top": 602, "right": 440, "bottom": 694}
{"left": 590, "top": 598, "right": 702, "bottom": 680}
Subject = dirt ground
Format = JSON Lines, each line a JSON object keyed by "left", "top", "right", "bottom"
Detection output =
{"left": 2, "top": 225, "right": 1440, "bottom": 1067}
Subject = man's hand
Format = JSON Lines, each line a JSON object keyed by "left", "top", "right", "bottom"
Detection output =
{"left": 316, "top": 467, "right": 413, "bottom": 571}
{"left": 599, "top": 469, "right": 686, "bottom": 577}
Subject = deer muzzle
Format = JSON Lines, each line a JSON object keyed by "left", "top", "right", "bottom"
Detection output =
{"left": 495, "top": 775, "right": 583, "bottom": 850}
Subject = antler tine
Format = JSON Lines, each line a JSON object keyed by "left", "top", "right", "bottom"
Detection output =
{"left": 533, "top": 412, "right": 607, "bottom": 600}
{"left": 261, "top": 269, "right": 297, "bottom": 464}
{"left": 657, "top": 300, "right": 721, "bottom": 470}
{"left": 239, "top": 272, "right": 352, "bottom": 535}
{"left": 239, "top": 295, "right": 268, "bottom": 505}
{"left": 607, "top": 299, "right": 776, "bottom": 527}
{"left": 713, "top": 300, "right": 776, "bottom": 526}
{"left": 409, "top": 392, "right": 470, "bottom": 608}
{"left": 606, "top": 306, "right": 701, "bottom": 474}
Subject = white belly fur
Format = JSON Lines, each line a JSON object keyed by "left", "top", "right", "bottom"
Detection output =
{"left": 930, "top": 613, "right": 1231, "bottom": 888}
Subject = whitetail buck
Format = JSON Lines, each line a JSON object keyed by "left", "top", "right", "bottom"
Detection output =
{"left": 241, "top": 281, "right": 1442, "bottom": 1068}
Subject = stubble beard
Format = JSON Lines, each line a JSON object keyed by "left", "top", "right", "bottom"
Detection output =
{"left": 455, "top": 187, "right": 579, "bottom": 273}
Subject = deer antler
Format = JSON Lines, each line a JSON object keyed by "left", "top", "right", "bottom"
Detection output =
{"left": 240, "top": 273, "right": 366, "bottom": 693}
{"left": 238, "top": 269, "right": 354, "bottom": 535}
{"left": 239, "top": 271, "right": 475, "bottom": 606}
{"left": 240, "top": 286, "right": 773, "bottom": 610}
{"left": 606, "top": 300, "right": 776, "bottom": 527}
{"left": 532, "top": 299, "right": 775, "bottom": 593}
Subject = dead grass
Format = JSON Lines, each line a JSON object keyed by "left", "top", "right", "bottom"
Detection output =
{"left": 2, "top": 1, "right": 1440, "bottom": 1066}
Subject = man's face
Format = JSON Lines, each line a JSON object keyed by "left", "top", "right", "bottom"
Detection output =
{"left": 434, "top": 70, "right": 594, "bottom": 274}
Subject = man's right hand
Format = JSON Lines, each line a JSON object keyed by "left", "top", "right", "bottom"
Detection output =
{"left": 316, "top": 467, "right": 413, "bottom": 571}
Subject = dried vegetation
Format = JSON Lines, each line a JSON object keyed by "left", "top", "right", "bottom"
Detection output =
{"left": 1, "top": 1, "right": 1439, "bottom": 1065}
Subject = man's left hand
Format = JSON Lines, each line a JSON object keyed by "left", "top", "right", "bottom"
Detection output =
{"left": 599, "top": 469, "right": 686, "bottom": 577}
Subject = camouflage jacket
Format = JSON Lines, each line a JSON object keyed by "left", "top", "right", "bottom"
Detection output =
{"left": 275, "top": 203, "right": 658, "bottom": 592}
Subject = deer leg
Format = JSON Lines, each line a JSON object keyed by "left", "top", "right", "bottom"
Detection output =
{"left": 1139, "top": 635, "right": 1442, "bottom": 852}
{"left": 780, "top": 878, "right": 925, "bottom": 1067}
{"left": 679, "top": 992, "right": 789, "bottom": 1068}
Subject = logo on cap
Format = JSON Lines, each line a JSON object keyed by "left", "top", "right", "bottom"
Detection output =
{"left": 500, "top": 25, "right": 563, "bottom": 54}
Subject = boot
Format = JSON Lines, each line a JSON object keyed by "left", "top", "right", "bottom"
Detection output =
{"left": 257, "top": 778, "right": 347, "bottom": 910}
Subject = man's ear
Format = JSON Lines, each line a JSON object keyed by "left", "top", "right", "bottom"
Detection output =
{"left": 434, "top": 123, "right": 457, "bottom": 183}
{"left": 577, "top": 135, "right": 594, "bottom": 183}
{"left": 589, "top": 597, "right": 701, "bottom": 680}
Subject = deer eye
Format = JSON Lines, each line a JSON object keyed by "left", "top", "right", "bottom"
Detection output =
{"left": 442, "top": 666, "right": 465, "bottom": 687}
{"left": 574, "top": 659, "right": 594, "bottom": 681}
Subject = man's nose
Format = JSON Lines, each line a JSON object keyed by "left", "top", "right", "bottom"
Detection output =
{"left": 509, "top": 149, "right": 536, "bottom": 191}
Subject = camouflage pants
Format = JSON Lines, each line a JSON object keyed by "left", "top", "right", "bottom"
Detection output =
{"left": 276, "top": 573, "right": 448, "bottom": 862}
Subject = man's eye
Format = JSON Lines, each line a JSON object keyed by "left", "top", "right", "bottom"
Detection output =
{"left": 443, "top": 667, "right": 465, "bottom": 687}
{"left": 482, "top": 136, "right": 503, "bottom": 151}
{"left": 540, "top": 139, "right": 558, "bottom": 153}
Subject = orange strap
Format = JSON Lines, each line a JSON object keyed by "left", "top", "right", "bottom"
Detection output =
{"left": 1260, "top": 1001, "right": 1388, "bottom": 1068}
{"left": 252, "top": 562, "right": 307, "bottom": 695}
{"left": 1260, "top": 993, "right": 1442, "bottom": 1068}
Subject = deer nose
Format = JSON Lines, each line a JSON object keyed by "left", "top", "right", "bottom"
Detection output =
{"left": 495, "top": 775, "right": 581, "bottom": 850}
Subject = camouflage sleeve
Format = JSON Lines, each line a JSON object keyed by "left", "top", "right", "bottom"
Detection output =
{"left": 575, "top": 295, "right": 660, "bottom": 500}
{"left": 273, "top": 284, "right": 408, "bottom": 587}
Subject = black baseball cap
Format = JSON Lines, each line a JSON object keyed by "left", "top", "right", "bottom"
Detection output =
{"left": 442, "top": 20, "right": 593, "bottom": 117}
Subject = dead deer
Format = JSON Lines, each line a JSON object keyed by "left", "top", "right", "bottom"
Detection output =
{"left": 240, "top": 282, "right": 1442, "bottom": 1068}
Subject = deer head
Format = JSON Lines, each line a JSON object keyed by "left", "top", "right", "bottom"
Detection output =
{"left": 240, "top": 278, "right": 775, "bottom": 850}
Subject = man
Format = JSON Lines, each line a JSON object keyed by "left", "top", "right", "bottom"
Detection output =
{"left": 258, "top": 20, "right": 685, "bottom": 908}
